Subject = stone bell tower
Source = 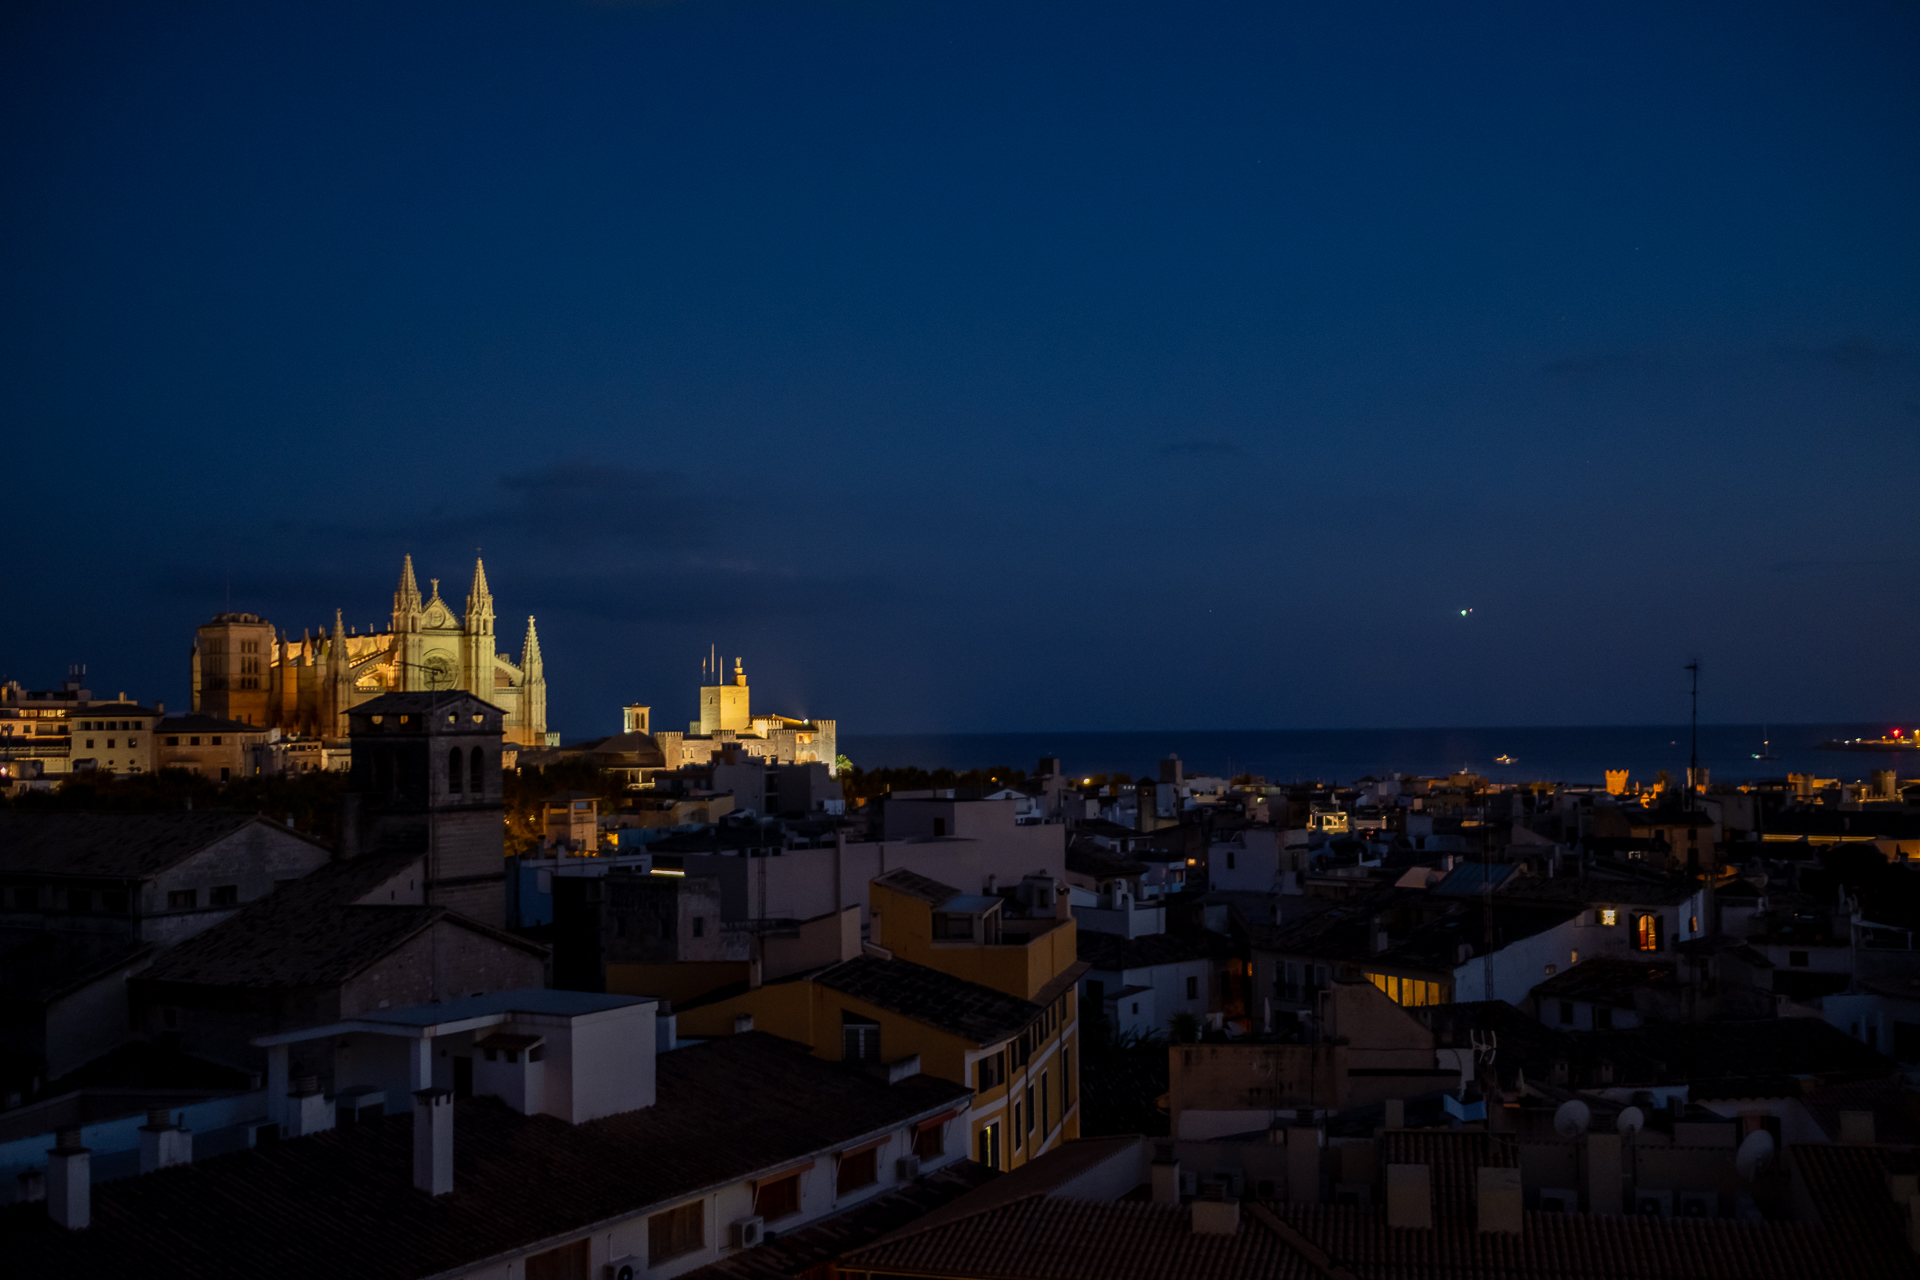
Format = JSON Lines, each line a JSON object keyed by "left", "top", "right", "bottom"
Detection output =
{"left": 341, "top": 689, "right": 506, "bottom": 928}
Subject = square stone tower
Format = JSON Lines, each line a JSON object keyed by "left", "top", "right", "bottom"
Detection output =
{"left": 343, "top": 690, "right": 507, "bottom": 928}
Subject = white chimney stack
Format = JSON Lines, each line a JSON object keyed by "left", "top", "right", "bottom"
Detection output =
{"left": 138, "top": 1107, "right": 193, "bottom": 1174}
{"left": 733, "top": 1013, "right": 754, "bottom": 1035}
{"left": 413, "top": 1088, "right": 454, "bottom": 1196}
{"left": 1151, "top": 1157, "right": 1181, "bottom": 1205}
{"left": 287, "top": 1074, "right": 333, "bottom": 1137}
{"left": 47, "top": 1129, "right": 90, "bottom": 1230}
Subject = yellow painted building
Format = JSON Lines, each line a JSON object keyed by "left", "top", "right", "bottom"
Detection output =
{"left": 68, "top": 701, "right": 162, "bottom": 776}
{"left": 676, "top": 869, "right": 1087, "bottom": 1173}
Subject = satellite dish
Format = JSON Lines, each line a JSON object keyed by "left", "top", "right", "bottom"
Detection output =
{"left": 1735, "top": 1130, "right": 1775, "bottom": 1182}
{"left": 1617, "top": 1106, "right": 1646, "bottom": 1137}
{"left": 1554, "top": 1101, "right": 1592, "bottom": 1137}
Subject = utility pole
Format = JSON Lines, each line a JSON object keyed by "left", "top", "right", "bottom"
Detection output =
{"left": 1685, "top": 660, "right": 1699, "bottom": 813}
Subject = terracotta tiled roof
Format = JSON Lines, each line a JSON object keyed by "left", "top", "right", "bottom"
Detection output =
{"left": 685, "top": 1159, "right": 999, "bottom": 1280}
{"left": 1500, "top": 873, "right": 1701, "bottom": 908}
{"left": 139, "top": 902, "right": 452, "bottom": 988}
{"left": 2, "top": 1033, "right": 972, "bottom": 1280}
{"left": 815, "top": 954, "right": 1046, "bottom": 1046}
{"left": 1529, "top": 958, "right": 1676, "bottom": 1005}
{"left": 1377, "top": 1129, "right": 1516, "bottom": 1219}
{"left": 1792, "top": 1142, "right": 1919, "bottom": 1270}
{"left": 0, "top": 811, "right": 316, "bottom": 879}
{"left": 1802, "top": 1078, "right": 1920, "bottom": 1145}
{"left": 842, "top": 1194, "right": 1322, "bottom": 1279}
{"left": 1274, "top": 1202, "right": 1920, "bottom": 1280}
{"left": 137, "top": 854, "right": 543, "bottom": 989}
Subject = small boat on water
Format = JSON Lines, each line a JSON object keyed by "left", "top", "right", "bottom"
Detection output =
{"left": 1752, "top": 727, "right": 1778, "bottom": 761}
{"left": 1494, "top": 753, "right": 1517, "bottom": 765}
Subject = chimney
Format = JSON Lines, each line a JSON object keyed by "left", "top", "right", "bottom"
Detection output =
{"left": 1151, "top": 1156, "right": 1181, "bottom": 1205}
{"left": 412, "top": 1088, "right": 453, "bottom": 1196}
{"left": 1477, "top": 1166, "right": 1522, "bottom": 1233}
{"left": 733, "top": 1013, "right": 754, "bottom": 1035}
{"left": 47, "top": 1129, "right": 89, "bottom": 1230}
{"left": 1286, "top": 1126, "right": 1321, "bottom": 1204}
{"left": 1840, "top": 1111, "right": 1876, "bottom": 1144}
{"left": 1191, "top": 1197, "right": 1240, "bottom": 1234}
{"left": 1385, "top": 1163, "right": 1431, "bottom": 1229}
{"left": 287, "top": 1074, "right": 333, "bottom": 1137}
{"left": 1584, "top": 1132, "right": 1622, "bottom": 1215}
{"left": 138, "top": 1106, "right": 193, "bottom": 1174}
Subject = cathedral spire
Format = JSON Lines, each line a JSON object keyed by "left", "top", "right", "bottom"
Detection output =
{"left": 520, "top": 615, "right": 544, "bottom": 675}
{"left": 467, "top": 557, "right": 492, "bottom": 610}
{"left": 393, "top": 554, "right": 423, "bottom": 618}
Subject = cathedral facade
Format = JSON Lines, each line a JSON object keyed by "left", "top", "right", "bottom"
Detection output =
{"left": 192, "top": 556, "right": 551, "bottom": 746}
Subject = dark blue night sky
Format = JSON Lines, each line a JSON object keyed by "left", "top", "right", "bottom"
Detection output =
{"left": 3, "top": 1, "right": 1917, "bottom": 737}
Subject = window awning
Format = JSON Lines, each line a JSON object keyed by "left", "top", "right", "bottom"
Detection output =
{"left": 751, "top": 1158, "right": 814, "bottom": 1186}
{"left": 835, "top": 1137, "right": 887, "bottom": 1161}
{"left": 912, "top": 1110, "right": 958, "bottom": 1134}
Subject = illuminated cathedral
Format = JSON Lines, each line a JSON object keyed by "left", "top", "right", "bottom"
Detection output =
{"left": 191, "top": 556, "right": 551, "bottom": 746}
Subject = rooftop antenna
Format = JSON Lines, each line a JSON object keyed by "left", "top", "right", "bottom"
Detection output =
{"left": 1685, "top": 659, "right": 1700, "bottom": 833}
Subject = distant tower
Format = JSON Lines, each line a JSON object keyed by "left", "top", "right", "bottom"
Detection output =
{"left": 462, "top": 558, "right": 495, "bottom": 700}
{"left": 391, "top": 554, "right": 425, "bottom": 692}
{"left": 192, "top": 613, "right": 276, "bottom": 726}
{"left": 519, "top": 616, "right": 547, "bottom": 746}
{"left": 342, "top": 690, "right": 507, "bottom": 928}
{"left": 326, "top": 609, "right": 354, "bottom": 739}
{"left": 699, "top": 656, "right": 752, "bottom": 734}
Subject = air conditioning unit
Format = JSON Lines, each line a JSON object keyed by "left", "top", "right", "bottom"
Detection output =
{"left": 1538, "top": 1188, "right": 1578, "bottom": 1215}
{"left": 896, "top": 1155, "right": 922, "bottom": 1181}
{"left": 1633, "top": 1189, "right": 1671, "bottom": 1218}
{"left": 1678, "top": 1191, "right": 1717, "bottom": 1218}
{"left": 729, "top": 1216, "right": 765, "bottom": 1249}
{"left": 605, "top": 1257, "right": 641, "bottom": 1280}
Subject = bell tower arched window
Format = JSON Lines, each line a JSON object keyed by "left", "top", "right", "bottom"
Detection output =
{"left": 448, "top": 747, "right": 464, "bottom": 793}
{"left": 470, "top": 746, "right": 485, "bottom": 794}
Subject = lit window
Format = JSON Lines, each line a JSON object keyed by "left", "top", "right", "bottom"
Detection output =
{"left": 1599, "top": 909, "right": 1617, "bottom": 927}
{"left": 1634, "top": 914, "right": 1662, "bottom": 952}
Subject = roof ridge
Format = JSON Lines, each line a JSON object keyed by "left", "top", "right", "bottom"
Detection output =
{"left": 855, "top": 1187, "right": 1048, "bottom": 1253}
{"left": 1243, "top": 1200, "right": 1359, "bottom": 1280}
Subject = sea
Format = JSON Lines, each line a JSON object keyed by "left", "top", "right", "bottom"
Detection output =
{"left": 838, "top": 723, "right": 1915, "bottom": 789}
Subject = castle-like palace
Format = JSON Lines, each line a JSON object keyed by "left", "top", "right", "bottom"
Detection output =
{"left": 191, "top": 555, "right": 551, "bottom": 746}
